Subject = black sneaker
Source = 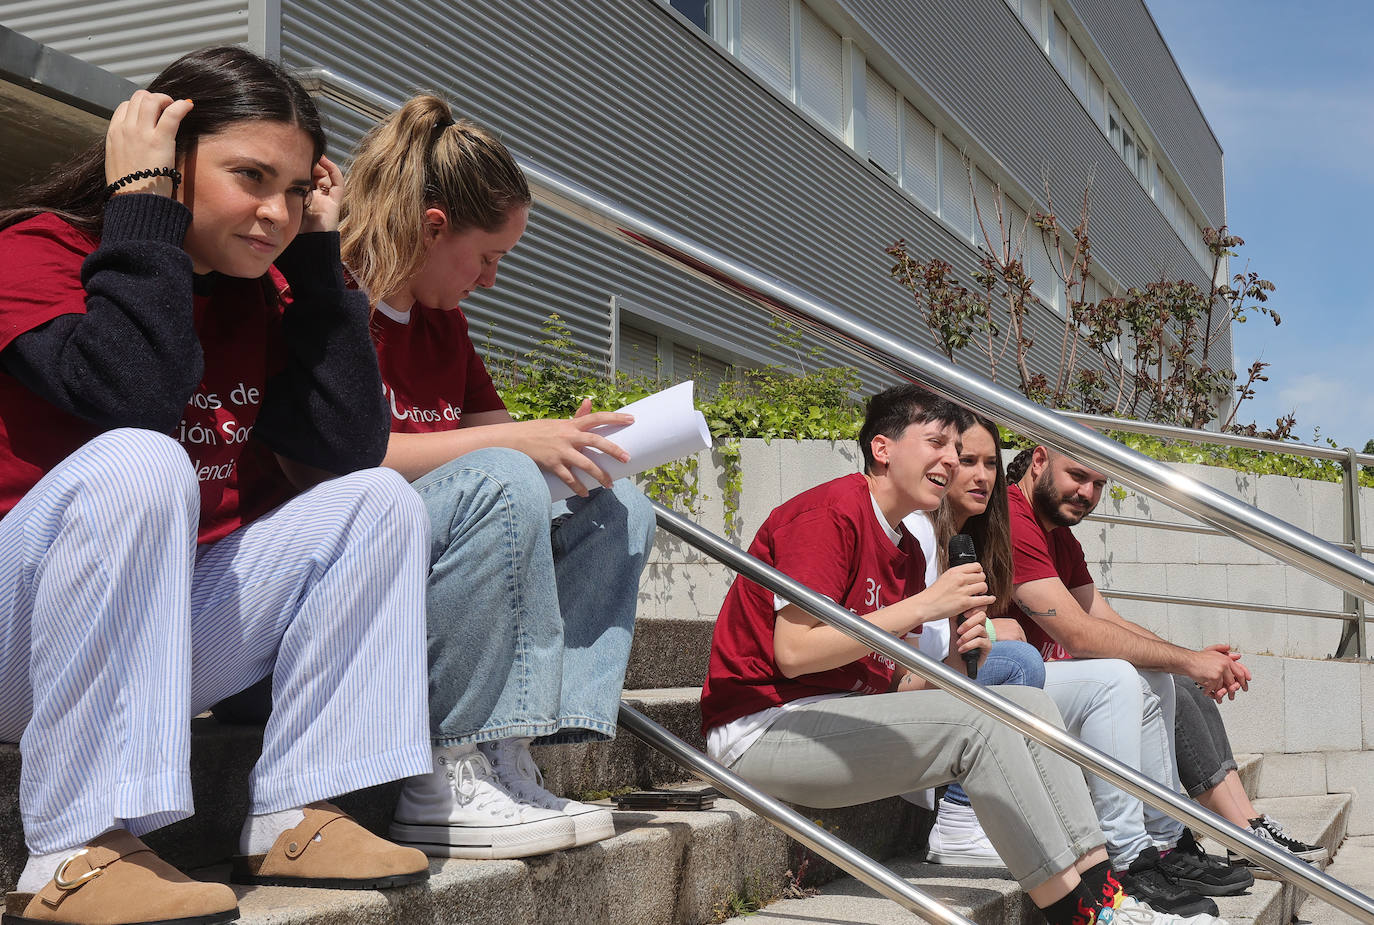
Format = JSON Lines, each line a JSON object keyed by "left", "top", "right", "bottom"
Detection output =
{"left": 1119, "top": 847, "right": 1219, "bottom": 919}
{"left": 1158, "top": 830, "right": 1253, "bottom": 895}
{"left": 1226, "top": 814, "right": 1328, "bottom": 873}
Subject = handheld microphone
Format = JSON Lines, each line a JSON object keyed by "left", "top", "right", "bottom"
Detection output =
{"left": 948, "top": 533, "right": 980, "bottom": 680}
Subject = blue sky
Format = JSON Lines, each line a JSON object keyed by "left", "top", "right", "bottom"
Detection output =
{"left": 1144, "top": 0, "right": 1374, "bottom": 450}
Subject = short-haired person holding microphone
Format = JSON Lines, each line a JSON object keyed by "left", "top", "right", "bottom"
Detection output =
{"left": 700, "top": 385, "right": 1220, "bottom": 925}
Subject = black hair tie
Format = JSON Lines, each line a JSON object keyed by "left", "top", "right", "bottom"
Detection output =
{"left": 105, "top": 167, "right": 182, "bottom": 200}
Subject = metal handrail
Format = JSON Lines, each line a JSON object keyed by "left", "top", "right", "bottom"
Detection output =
{"left": 294, "top": 68, "right": 1372, "bottom": 919}
{"left": 1059, "top": 410, "right": 1374, "bottom": 466}
{"left": 651, "top": 502, "right": 1374, "bottom": 923}
{"left": 524, "top": 157, "right": 1374, "bottom": 609}
{"left": 1099, "top": 587, "right": 1361, "bottom": 622}
{"left": 617, "top": 702, "right": 972, "bottom": 925}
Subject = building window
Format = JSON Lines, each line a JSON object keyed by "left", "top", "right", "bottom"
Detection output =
{"left": 797, "top": 3, "right": 844, "bottom": 134}
{"left": 1051, "top": 14, "right": 1070, "bottom": 75}
{"left": 618, "top": 320, "right": 736, "bottom": 393}
{"left": 1089, "top": 67, "right": 1105, "bottom": 126}
{"left": 940, "top": 137, "right": 973, "bottom": 240}
{"left": 739, "top": 0, "right": 792, "bottom": 97}
{"left": 865, "top": 66, "right": 899, "bottom": 178}
{"left": 901, "top": 100, "right": 939, "bottom": 209}
{"left": 667, "top": 0, "right": 711, "bottom": 31}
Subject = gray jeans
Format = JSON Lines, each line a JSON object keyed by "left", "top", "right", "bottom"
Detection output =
{"left": 731, "top": 685, "right": 1105, "bottom": 890}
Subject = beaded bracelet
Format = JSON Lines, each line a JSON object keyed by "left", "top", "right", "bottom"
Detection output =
{"left": 104, "top": 167, "right": 182, "bottom": 200}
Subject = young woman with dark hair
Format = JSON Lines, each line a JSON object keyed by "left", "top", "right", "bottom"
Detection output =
{"left": 0, "top": 46, "right": 431, "bottom": 925}
{"left": 339, "top": 96, "right": 654, "bottom": 861}
{"left": 902, "top": 412, "right": 1046, "bottom": 866}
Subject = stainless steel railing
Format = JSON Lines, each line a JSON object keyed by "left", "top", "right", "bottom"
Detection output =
{"left": 298, "top": 69, "right": 1373, "bottom": 923}
{"left": 648, "top": 503, "right": 1374, "bottom": 924}
{"left": 523, "top": 156, "right": 1374, "bottom": 610}
{"left": 1056, "top": 410, "right": 1370, "bottom": 658}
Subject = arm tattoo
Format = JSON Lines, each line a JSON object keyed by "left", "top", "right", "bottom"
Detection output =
{"left": 1025, "top": 608, "right": 1057, "bottom": 618}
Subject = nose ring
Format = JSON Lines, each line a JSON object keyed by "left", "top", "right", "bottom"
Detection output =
{"left": 268, "top": 221, "right": 278, "bottom": 232}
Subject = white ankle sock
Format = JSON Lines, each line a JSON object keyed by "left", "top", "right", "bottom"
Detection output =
{"left": 239, "top": 807, "right": 306, "bottom": 856}
{"left": 17, "top": 847, "right": 76, "bottom": 894}
{"left": 18, "top": 826, "right": 125, "bottom": 894}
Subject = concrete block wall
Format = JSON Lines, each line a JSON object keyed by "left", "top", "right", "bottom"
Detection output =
{"left": 1225, "top": 657, "right": 1374, "bottom": 836}
{"left": 637, "top": 439, "right": 1372, "bottom": 660}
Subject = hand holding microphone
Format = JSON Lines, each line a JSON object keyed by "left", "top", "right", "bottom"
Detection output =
{"left": 949, "top": 533, "right": 984, "bottom": 680}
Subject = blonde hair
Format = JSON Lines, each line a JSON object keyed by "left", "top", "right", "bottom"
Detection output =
{"left": 340, "top": 94, "right": 530, "bottom": 307}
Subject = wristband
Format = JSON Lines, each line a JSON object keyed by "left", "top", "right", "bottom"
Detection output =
{"left": 986, "top": 618, "right": 997, "bottom": 644}
{"left": 105, "top": 167, "right": 182, "bottom": 200}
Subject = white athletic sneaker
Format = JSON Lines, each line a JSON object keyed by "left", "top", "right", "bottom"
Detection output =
{"left": 924, "top": 799, "right": 1003, "bottom": 867}
{"left": 1106, "top": 895, "right": 1229, "bottom": 925}
{"left": 390, "top": 744, "right": 577, "bottom": 859}
{"left": 480, "top": 737, "right": 616, "bottom": 847}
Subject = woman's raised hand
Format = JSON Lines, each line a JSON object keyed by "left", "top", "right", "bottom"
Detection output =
{"left": 919, "top": 563, "right": 995, "bottom": 624}
{"left": 508, "top": 399, "right": 634, "bottom": 497}
{"left": 105, "top": 90, "right": 193, "bottom": 197}
{"left": 302, "top": 155, "right": 344, "bottom": 234}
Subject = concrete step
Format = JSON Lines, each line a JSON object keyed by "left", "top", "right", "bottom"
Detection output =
{"left": 215, "top": 786, "right": 931, "bottom": 925}
{"left": 1298, "top": 835, "right": 1374, "bottom": 925}
{"left": 723, "top": 793, "right": 1355, "bottom": 925}
{"left": 0, "top": 687, "right": 709, "bottom": 894}
{"left": 624, "top": 617, "right": 714, "bottom": 691}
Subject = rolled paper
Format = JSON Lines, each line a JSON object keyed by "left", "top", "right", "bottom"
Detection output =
{"left": 544, "top": 380, "right": 713, "bottom": 503}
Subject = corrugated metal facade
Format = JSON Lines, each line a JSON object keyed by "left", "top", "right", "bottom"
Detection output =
{"left": 1069, "top": 0, "right": 1225, "bottom": 226}
{"left": 1, "top": 0, "right": 1227, "bottom": 401}
{"left": 836, "top": 0, "right": 1214, "bottom": 293}
{"left": 0, "top": 0, "right": 252, "bottom": 84}
{"left": 276, "top": 0, "right": 1222, "bottom": 393}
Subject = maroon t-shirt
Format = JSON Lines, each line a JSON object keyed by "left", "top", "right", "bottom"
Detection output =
{"left": 1004, "top": 483, "right": 1094, "bottom": 661}
{"left": 369, "top": 303, "right": 505, "bottom": 434}
{"left": 699, "top": 473, "right": 927, "bottom": 733}
{"left": 0, "top": 214, "right": 290, "bottom": 544}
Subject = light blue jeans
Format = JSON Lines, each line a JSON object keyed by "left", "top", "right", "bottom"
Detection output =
{"left": 413, "top": 447, "right": 655, "bottom": 747}
{"left": 944, "top": 639, "right": 1047, "bottom": 806}
{"left": 1043, "top": 659, "right": 1183, "bottom": 868}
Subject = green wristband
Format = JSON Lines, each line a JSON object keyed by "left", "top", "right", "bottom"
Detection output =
{"left": 986, "top": 619, "right": 997, "bottom": 644}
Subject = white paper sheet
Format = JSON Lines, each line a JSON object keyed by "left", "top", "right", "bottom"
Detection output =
{"left": 544, "top": 380, "right": 713, "bottom": 503}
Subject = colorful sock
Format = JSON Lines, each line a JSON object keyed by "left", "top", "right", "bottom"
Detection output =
{"left": 1079, "top": 862, "right": 1126, "bottom": 910}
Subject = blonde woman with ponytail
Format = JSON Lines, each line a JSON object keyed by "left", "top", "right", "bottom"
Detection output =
{"left": 339, "top": 96, "right": 654, "bottom": 861}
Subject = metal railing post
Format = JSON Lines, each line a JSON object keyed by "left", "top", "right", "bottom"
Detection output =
{"left": 617, "top": 703, "right": 974, "bottom": 925}
{"left": 1338, "top": 448, "right": 1368, "bottom": 659}
{"left": 650, "top": 502, "right": 1374, "bottom": 924}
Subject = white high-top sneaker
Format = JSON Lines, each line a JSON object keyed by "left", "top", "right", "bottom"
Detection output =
{"left": 924, "top": 799, "right": 1004, "bottom": 867}
{"left": 479, "top": 737, "right": 616, "bottom": 847}
{"left": 391, "top": 744, "right": 577, "bottom": 859}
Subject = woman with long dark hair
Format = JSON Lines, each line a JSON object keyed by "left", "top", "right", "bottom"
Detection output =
{"left": 902, "top": 412, "right": 1043, "bottom": 865}
{"left": 0, "top": 46, "right": 431, "bottom": 925}
{"left": 945, "top": 430, "right": 1243, "bottom": 917}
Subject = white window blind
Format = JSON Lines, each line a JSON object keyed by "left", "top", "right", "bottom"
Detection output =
{"left": 973, "top": 168, "right": 999, "bottom": 246}
{"left": 1021, "top": 0, "right": 1043, "bottom": 44}
{"left": 672, "top": 343, "right": 732, "bottom": 393}
{"left": 1071, "top": 41, "right": 1088, "bottom": 99}
{"left": 797, "top": 3, "right": 844, "bottom": 135}
{"left": 740, "top": 0, "right": 792, "bottom": 97}
{"left": 1006, "top": 199, "right": 1030, "bottom": 258}
{"left": 1025, "top": 226, "right": 1057, "bottom": 308}
{"left": 618, "top": 322, "right": 662, "bottom": 382}
{"left": 901, "top": 101, "right": 938, "bottom": 209}
{"left": 1051, "top": 15, "right": 1069, "bottom": 75}
{"left": 865, "top": 66, "right": 899, "bottom": 177}
{"left": 940, "top": 136, "right": 973, "bottom": 240}
{"left": 1089, "top": 68, "right": 1105, "bottom": 126}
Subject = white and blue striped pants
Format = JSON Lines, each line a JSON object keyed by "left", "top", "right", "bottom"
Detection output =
{"left": 0, "top": 429, "right": 432, "bottom": 855}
